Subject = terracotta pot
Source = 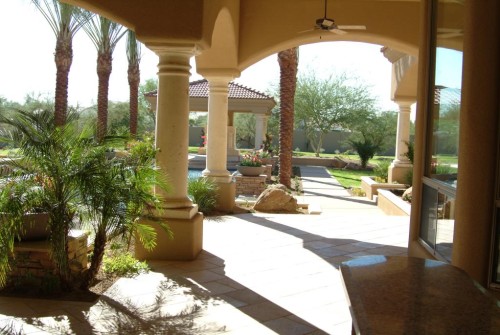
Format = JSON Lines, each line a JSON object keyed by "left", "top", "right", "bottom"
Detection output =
{"left": 237, "top": 165, "right": 265, "bottom": 176}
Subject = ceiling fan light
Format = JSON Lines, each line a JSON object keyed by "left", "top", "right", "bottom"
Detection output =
{"left": 316, "top": 18, "right": 334, "bottom": 28}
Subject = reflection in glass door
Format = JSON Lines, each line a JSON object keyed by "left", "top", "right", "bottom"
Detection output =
{"left": 419, "top": 0, "right": 463, "bottom": 262}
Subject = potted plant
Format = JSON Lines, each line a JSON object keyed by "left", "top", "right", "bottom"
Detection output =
{"left": 237, "top": 150, "right": 265, "bottom": 176}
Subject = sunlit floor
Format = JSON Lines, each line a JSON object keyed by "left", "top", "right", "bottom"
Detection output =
{"left": 0, "top": 166, "right": 409, "bottom": 334}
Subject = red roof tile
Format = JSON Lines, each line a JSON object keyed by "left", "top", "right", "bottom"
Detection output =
{"left": 145, "top": 79, "right": 274, "bottom": 101}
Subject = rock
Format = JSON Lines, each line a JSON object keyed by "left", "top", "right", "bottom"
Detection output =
{"left": 402, "top": 187, "right": 412, "bottom": 202}
{"left": 344, "top": 162, "right": 361, "bottom": 170}
{"left": 331, "top": 157, "right": 348, "bottom": 169}
{"left": 253, "top": 184, "right": 298, "bottom": 213}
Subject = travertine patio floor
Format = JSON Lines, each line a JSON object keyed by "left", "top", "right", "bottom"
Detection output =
{"left": 0, "top": 166, "right": 409, "bottom": 334}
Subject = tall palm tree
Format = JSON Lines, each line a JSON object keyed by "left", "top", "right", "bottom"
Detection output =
{"left": 83, "top": 15, "right": 126, "bottom": 141}
{"left": 126, "top": 30, "right": 141, "bottom": 137}
{"left": 32, "top": 0, "right": 92, "bottom": 126}
{"left": 277, "top": 47, "right": 299, "bottom": 188}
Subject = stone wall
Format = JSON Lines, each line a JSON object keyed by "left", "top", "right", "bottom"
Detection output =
{"left": 9, "top": 230, "right": 89, "bottom": 280}
{"left": 235, "top": 175, "right": 267, "bottom": 196}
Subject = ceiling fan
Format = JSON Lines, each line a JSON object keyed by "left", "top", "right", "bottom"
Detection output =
{"left": 307, "top": 0, "right": 366, "bottom": 35}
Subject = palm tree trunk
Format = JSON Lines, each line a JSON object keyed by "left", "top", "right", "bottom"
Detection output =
{"left": 278, "top": 48, "right": 299, "bottom": 188}
{"left": 81, "top": 226, "right": 107, "bottom": 289}
{"left": 96, "top": 53, "right": 112, "bottom": 141}
{"left": 128, "top": 63, "right": 140, "bottom": 137}
{"left": 54, "top": 36, "right": 73, "bottom": 127}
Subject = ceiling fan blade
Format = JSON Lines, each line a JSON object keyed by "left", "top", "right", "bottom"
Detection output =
{"left": 298, "top": 28, "right": 316, "bottom": 34}
{"left": 437, "top": 28, "right": 463, "bottom": 39}
{"left": 438, "top": 32, "right": 463, "bottom": 39}
{"left": 337, "top": 25, "right": 366, "bottom": 30}
{"left": 330, "top": 28, "right": 348, "bottom": 35}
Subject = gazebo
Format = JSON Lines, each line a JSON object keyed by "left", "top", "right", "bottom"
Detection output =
{"left": 145, "top": 79, "right": 276, "bottom": 158}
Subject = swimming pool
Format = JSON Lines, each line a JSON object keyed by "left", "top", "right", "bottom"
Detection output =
{"left": 188, "top": 169, "right": 203, "bottom": 179}
{"left": 187, "top": 169, "right": 236, "bottom": 179}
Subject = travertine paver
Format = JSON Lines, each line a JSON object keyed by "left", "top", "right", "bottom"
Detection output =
{"left": 0, "top": 166, "right": 409, "bottom": 334}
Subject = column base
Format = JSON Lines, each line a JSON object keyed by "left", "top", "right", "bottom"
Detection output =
{"left": 202, "top": 169, "right": 232, "bottom": 183}
{"left": 215, "top": 180, "right": 236, "bottom": 212}
{"left": 135, "top": 212, "right": 203, "bottom": 261}
{"left": 388, "top": 162, "right": 413, "bottom": 184}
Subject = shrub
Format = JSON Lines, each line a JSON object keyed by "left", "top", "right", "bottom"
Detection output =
{"left": 349, "top": 139, "right": 379, "bottom": 169}
{"left": 404, "top": 140, "right": 414, "bottom": 164}
{"left": 102, "top": 252, "right": 149, "bottom": 277}
{"left": 373, "top": 160, "right": 391, "bottom": 183}
{"left": 188, "top": 177, "right": 219, "bottom": 214}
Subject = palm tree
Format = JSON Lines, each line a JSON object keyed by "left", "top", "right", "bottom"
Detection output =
{"left": 32, "top": 0, "right": 92, "bottom": 126}
{"left": 0, "top": 109, "right": 169, "bottom": 291}
{"left": 126, "top": 30, "right": 141, "bottom": 137}
{"left": 277, "top": 47, "right": 299, "bottom": 188}
{"left": 0, "top": 109, "right": 90, "bottom": 288}
{"left": 78, "top": 140, "right": 170, "bottom": 289}
{"left": 83, "top": 15, "right": 126, "bottom": 141}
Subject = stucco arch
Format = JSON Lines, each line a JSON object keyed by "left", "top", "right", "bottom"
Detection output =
{"left": 197, "top": 4, "right": 240, "bottom": 75}
{"left": 236, "top": 32, "right": 419, "bottom": 73}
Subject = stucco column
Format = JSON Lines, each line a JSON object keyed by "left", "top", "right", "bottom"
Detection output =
{"left": 202, "top": 76, "right": 232, "bottom": 183}
{"left": 254, "top": 114, "right": 268, "bottom": 149}
{"left": 154, "top": 47, "right": 197, "bottom": 216}
{"left": 198, "top": 74, "right": 238, "bottom": 212}
{"left": 393, "top": 101, "right": 413, "bottom": 165}
{"left": 388, "top": 100, "right": 414, "bottom": 183}
{"left": 135, "top": 45, "right": 203, "bottom": 262}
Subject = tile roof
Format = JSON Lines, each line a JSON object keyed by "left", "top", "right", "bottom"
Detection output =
{"left": 434, "top": 86, "right": 461, "bottom": 105}
{"left": 145, "top": 79, "right": 274, "bottom": 100}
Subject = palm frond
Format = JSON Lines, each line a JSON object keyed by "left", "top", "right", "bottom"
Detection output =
{"left": 31, "top": 0, "right": 92, "bottom": 38}
{"left": 126, "top": 30, "right": 142, "bottom": 64}
{"left": 83, "top": 15, "right": 126, "bottom": 53}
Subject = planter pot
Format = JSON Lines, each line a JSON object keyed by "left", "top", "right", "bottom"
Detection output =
{"left": 0, "top": 213, "right": 50, "bottom": 241}
{"left": 237, "top": 165, "right": 265, "bottom": 176}
{"left": 20, "top": 213, "right": 50, "bottom": 241}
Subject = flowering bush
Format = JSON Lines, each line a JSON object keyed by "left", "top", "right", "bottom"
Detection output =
{"left": 240, "top": 150, "right": 263, "bottom": 167}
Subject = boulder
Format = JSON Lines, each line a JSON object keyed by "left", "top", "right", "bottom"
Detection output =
{"left": 344, "top": 162, "right": 361, "bottom": 170}
{"left": 253, "top": 184, "right": 298, "bottom": 213}
{"left": 402, "top": 187, "right": 412, "bottom": 203}
{"left": 331, "top": 157, "right": 348, "bottom": 169}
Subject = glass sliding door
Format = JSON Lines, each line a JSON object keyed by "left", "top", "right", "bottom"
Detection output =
{"left": 419, "top": 0, "right": 463, "bottom": 262}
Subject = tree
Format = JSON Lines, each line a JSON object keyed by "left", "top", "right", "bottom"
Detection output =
{"left": 294, "top": 72, "right": 376, "bottom": 157}
{"left": 277, "top": 47, "right": 299, "bottom": 188}
{"left": 139, "top": 78, "right": 158, "bottom": 128}
{"left": 234, "top": 113, "right": 256, "bottom": 148}
{"left": 32, "top": 0, "right": 92, "bottom": 126}
{"left": 126, "top": 30, "right": 141, "bottom": 138}
{"left": 83, "top": 15, "right": 126, "bottom": 141}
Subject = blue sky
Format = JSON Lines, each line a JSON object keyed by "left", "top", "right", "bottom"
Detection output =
{"left": 1, "top": 0, "right": 399, "bottom": 111}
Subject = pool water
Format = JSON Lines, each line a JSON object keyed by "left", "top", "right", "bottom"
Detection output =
{"left": 188, "top": 169, "right": 203, "bottom": 179}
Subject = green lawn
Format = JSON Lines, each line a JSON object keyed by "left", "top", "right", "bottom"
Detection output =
{"left": 327, "top": 168, "right": 372, "bottom": 189}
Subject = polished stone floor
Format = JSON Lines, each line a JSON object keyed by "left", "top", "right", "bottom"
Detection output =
{"left": 0, "top": 166, "right": 409, "bottom": 334}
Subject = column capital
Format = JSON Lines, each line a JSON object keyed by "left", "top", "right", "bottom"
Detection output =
{"left": 147, "top": 43, "right": 200, "bottom": 57}
{"left": 394, "top": 99, "right": 415, "bottom": 110}
{"left": 198, "top": 68, "right": 241, "bottom": 81}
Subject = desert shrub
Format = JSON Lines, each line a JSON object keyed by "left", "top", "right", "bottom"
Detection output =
{"left": 349, "top": 139, "right": 379, "bottom": 169}
{"left": 350, "top": 187, "right": 366, "bottom": 197}
{"left": 404, "top": 140, "right": 414, "bottom": 164}
{"left": 374, "top": 160, "right": 391, "bottom": 183}
{"left": 188, "top": 177, "right": 219, "bottom": 214}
